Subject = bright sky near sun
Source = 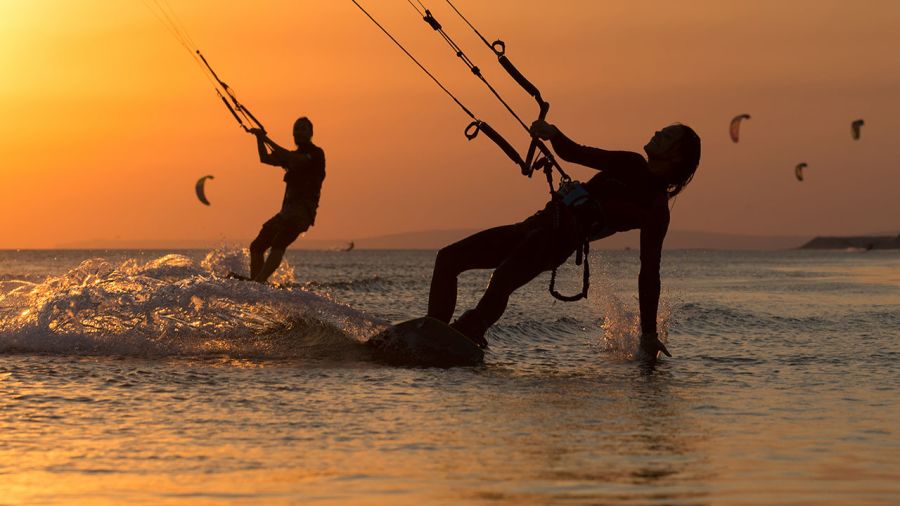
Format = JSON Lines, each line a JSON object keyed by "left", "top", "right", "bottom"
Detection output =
{"left": 1, "top": 0, "right": 899, "bottom": 248}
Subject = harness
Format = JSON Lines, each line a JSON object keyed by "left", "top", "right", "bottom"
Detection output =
{"left": 547, "top": 180, "right": 608, "bottom": 302}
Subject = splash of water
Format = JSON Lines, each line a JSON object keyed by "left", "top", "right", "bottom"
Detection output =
{"left": 588, "top": 264, "right": 673, "bottom": 360}
{"left": 199, "top": 246, "right": 294, "bottom": 286}
{"left": 0, "top": 248, "right": 387, "bottom": 358}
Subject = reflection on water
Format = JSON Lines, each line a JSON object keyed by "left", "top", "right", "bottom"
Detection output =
{"left": 0, "top": 249, "right": 898, "bottom": 504}
{"left": 0, "top": 357, "right": 720, "bottom": 505}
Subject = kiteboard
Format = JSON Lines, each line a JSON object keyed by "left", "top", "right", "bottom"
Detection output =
{"left": 367, "top": 316, "right": 484, "bottom": 367}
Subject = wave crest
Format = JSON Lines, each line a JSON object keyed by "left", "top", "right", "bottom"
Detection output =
{"left": 0, "top": 248, "right": 387, "bottom": 358}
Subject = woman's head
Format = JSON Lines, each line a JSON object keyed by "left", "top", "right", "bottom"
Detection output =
{"left": 293, "top": 117, "right": 313, "bottom": 145}
{"left": 644, "top": 124, "right": 701, "bottom": 198}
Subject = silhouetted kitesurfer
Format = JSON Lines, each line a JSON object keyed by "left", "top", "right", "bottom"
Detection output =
{"left": 427, "top": 122, "right": 701, "bottom": 360}
{"left": 244, "top": 117, "right": 325, "bottom": 282}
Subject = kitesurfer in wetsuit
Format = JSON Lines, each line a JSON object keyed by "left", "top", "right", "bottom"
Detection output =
{"left": 427, "top": 122, "right": 701, "bottom": 359}
{"left": 245, "top": 117, "right": 325, "bottom": 282}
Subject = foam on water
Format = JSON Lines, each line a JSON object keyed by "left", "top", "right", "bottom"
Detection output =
{"left": 0, "top": 248, "right": 388, "bottom": 357}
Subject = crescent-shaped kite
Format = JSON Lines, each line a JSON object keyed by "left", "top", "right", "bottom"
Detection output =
{"left": 195, "top": 175, "right": 215, "bottom": 205}
{"left": 795, "top": 163, "right": 807, "bottom": 182}
{"left": 730, "top": 114, "right": 751, "bottom": 143}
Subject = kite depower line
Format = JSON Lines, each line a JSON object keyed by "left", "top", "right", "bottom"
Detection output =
{"left": 351, "top": 0, "right": 571, "bottom": 192}
{"left": 141, "top": 0, "right": 265, "bottom": 134}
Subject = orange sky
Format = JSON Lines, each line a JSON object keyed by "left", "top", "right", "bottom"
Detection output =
{"left": 1, "top": 0, "right": 899, "bottom": 248}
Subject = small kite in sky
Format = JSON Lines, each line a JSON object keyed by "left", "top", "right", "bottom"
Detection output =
{"left": 730, "top": 114, "right": 751, "bottom": 143}
{"left": 195, "top": 175, "right": 215, "bottom": 205}
{"left": 851, "top": 119, "right": 864, "bottom": 140}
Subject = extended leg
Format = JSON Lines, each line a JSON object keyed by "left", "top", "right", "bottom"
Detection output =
{"left": 250, "top": 215, "right": 304, "bottom": 283}
{"left": 249, "top": 228, "right": 274, "bottom": 280}
{"left": 474, "top": 228, "right": 555, "bottom": 327}
{"left": 442, "top": 204, "right": 581, "bottom": 344}
{"left": 447, "top": 227, "right": 557, "bottom": 345}
{"left": 459, "top": 222, "right": 578, "bottom": 339}
{"left": 253, "top": 247, "right": 286, "bottom": 283}
{"left": 427, "top": 223, "right": 529, "bottom": 323}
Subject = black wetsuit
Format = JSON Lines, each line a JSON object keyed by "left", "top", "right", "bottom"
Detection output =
{"left": 428, "top": 132, "right": 669, "bottom": 340}
{"left": 251, "top": 141, "right": 326, "bottom": 250}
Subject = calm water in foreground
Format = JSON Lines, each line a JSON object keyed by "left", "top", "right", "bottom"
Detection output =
{"left": 0, "top": 248, "right": 898, "bottom": 505}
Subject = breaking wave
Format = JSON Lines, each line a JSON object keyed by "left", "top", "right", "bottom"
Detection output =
{"left": 0, "top": 248, "right": 388, "bottom": 358}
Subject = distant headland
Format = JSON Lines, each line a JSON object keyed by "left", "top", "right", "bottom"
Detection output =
{"left": 799, "top": 235, "right": 900, "bottom": 250}
{"left": 49, "top": 230, "right": 900, "bottom": 251}
{"left": 54, "top": 229, "right": 810, "bottom": 251}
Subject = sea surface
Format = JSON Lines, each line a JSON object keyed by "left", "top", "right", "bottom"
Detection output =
{"left": 0, "top": 248, "right": 897, "bottom": 505}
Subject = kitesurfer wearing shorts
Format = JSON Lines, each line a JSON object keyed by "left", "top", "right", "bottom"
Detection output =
{"left": 427, "top": 122, "right": 701, "bottom": 359}
{"left": 246, "top": 117, "right": 325, "bottom": 282}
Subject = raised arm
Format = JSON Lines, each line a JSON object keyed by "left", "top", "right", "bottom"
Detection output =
{"left": 550, "top": 131, "right": 646, "bottom": 177}
{"left": 250, "top": 129, "right": 290, "bottom": 167}
{"left": 531, "top": 121, "right": 645, "bottom": 177}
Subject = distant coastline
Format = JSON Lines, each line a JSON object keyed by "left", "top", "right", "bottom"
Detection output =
{"left": 52, "top": 229, "right": 814, "bottom": 251}
{"left": 799, "top": 235, "right": 900, "bottom": 250}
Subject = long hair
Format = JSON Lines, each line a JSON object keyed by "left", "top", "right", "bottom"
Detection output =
{"left": 666, "top": 124, "right": 701, "bottom": 198}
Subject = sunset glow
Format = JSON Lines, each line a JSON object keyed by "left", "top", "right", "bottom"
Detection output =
{"left": 1, "top": 0, "right": 899, "bottom": 248}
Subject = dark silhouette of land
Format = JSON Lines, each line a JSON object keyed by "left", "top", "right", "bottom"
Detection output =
{"left": 800, "top": 235, "right": 900, "bottom": 250}
{"left": 350, "top": 229, "right": 811, "bottom": 251}
{"left": 53, "top": 229, "right": 814, "bottom": 251}
{"left": 54, "top": 229, "right": 900, "bottom": 251}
